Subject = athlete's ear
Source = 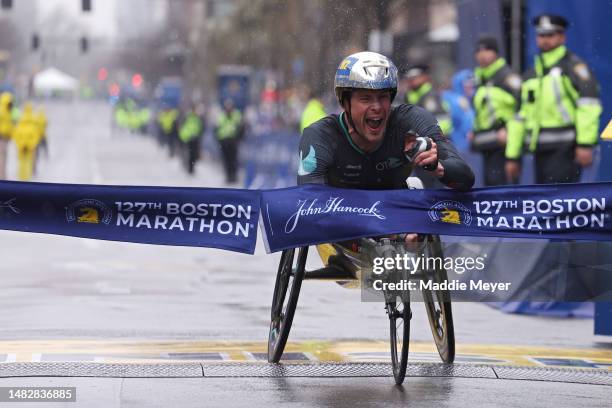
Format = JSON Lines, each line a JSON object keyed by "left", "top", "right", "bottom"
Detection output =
{"left": 341, "top": 99, "right": 350, "bottom": 113}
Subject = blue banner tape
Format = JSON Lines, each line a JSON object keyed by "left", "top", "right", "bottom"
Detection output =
{"left": 0, "top": 181, "right": 260, "bottom": 254}
{"left": 260, "top": 183, "right": 612, "bottom": 253}
{"left": 2, "top": 180, "right": 612, "bottom": 255}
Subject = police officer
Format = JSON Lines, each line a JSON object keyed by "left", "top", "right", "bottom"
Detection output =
{"left": 403, "top": 65, "right": 451, "bottom": 188}
{"left": 0, "top": 92, "right": 15, "bottom": 179}
{"left": 215, "top": 99, "right": 244, "bottom": 184}
{"left": 12, "top": 103, "right": 41, "bottom": 181}
{"left": 157, "top": 104, "right": 180, "bottom": 157}
{"left": 506, "top": 14, "right": 602, "bottom": 184}
{"left": 471, "top": 35, "right": 521, "bottom": 186}
{"left": 405, "top": 64, "right": 452, "bottom": 136}
{"left": 179, "top": 104, "right": 205, "bottom": 175}
{"left": 300, "top": 88, "right": 327, "bottom": 133}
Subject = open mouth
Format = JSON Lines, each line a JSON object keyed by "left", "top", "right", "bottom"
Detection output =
{"left": 365, "top": 118, "right": 383, "bottom": 131}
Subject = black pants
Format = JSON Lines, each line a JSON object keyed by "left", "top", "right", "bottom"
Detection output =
{"left": 219, "top": 138, "right": 239, "bottom": 183}
{"left": 482, "top": 147, "right": 508, "bottom": 186}
{"left": 167, "top": 132, "right": 179, "bottom": 157}
{"left": 185, "top": 138, "right": 201, "bottom": 175}
{"left": 535, "top": 144, "right": 581, "bottom": 184}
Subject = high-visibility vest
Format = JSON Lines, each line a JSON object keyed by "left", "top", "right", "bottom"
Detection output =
{"left": 472, "top": 58, "right": 521, "bottom": 150}
{"left": 506, "top": 45, "right": 602, "bottom": 159}
{"left": 216, "top": 110, "right": 242, "bottom": 140}
{"left": 0, "top": 93, "right": 14, "bottom": 139}
{"left": 406, "top": 82, "right": 452, "bottom": 136}
{"left": 300, "top": 98, "right": 326, "bottom": 133}
{"left": 179, "top": 113, "right": 203, "bottom": 143}
{"left": 157, "top": 109, "right": 179, "bottom": 135}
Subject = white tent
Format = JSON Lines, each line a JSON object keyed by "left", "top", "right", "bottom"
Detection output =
{"left": 428, "top": 23, "right": 459, "bottom": 42}
{"left": 33, "top": 68, "right": 78, "bottom": 94}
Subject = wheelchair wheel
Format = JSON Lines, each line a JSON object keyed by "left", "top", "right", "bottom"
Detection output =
{"left": 386, "top": 291, "right": 411, "bottom": 385}
{"left": 421, "top": 235, "right": 455, "bottom": 363}
{"left": 267, "top": 246, "right": 308, "bottom": 363}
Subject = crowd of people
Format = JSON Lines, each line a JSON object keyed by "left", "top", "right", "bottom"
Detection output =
{"left": 106, "top": 13, "right": 601, "bottom": 190}
{"left": 113, "top": 96, "right": 245, "bottom": 184}
{"left": 394, "top": 13, "right": 601, "bottom": 187}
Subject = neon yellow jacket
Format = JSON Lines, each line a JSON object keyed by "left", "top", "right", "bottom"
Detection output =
{"left": 300, "top": 98, "right": 327, "bottom": 133}
{"left": 506, "top": 45, "right": 602, "bottom": 159}
{"left": 13, "top": 103, "right": 42, "bottom": 151}
{"left": 406, "top": 82, "right": 452, "bottom": 136}
{"left": 0, "top": 92, "right": 15, "bottom": 139}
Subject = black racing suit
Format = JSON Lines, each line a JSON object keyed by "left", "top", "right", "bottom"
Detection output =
{"left": 297, "top": 104, "right": 474, "bottom": 191}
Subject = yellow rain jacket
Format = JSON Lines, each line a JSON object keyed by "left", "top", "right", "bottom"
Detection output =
{"left": 0, "top": 92, "right": 14, "bottom": 139}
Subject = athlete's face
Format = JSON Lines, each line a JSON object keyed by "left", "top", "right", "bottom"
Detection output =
{"left": 345, "top": 89, "right": 391, "bottom": 150}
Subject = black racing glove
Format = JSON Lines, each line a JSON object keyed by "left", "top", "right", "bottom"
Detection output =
{"left": 404, "top": 136, "right": 438, "bottom": 171}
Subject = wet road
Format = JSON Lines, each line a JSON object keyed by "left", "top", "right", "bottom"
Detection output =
{"left": 0, "top": 101, "right": 601, "bottom": 347}
{"left": 0, "top": 375, "right": 609, "bottom": 408}
{"left": 0, "top": 101, "right": 609, "bottom": 407}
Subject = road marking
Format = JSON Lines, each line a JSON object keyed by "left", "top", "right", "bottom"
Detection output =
{"left": 0, "top": 340, "right": 608, "bottom": 370}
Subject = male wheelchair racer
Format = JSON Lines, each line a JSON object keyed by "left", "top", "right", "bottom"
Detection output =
{"left": 267, "top": 179, "right": 455, "bottom": 386}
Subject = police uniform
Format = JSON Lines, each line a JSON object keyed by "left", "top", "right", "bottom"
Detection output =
{"left": 215, "top": 105, "right": 243, "bottom": 184}
{"left": 472, "top": 36, "right": 521, "bottom": 186}
{"left": 157, "top": 107, "right": 180, "bottom": 157}
{"left": 179, "top": 109, "right": 204, "bottom": 175}
{"left": 405, "top": 64, "right": 452, "bottom": 136}
{"left": 506, "top": 14, "right": 602, "bottom": 184}
{"left": 300, "top": 97, "right": 327, "bottom": 133}
{"left": 0, "top": 92, "right": 14, "bottom": 179}
{"left": 405, "top": 64, "right": 452, "bottom": 188}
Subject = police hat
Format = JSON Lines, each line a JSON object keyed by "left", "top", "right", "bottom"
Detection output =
{"left": 475, "top": 35, "right": 499, "bottom": 53}
{"left": 532, "top": 14, "right": 569, "bottom": 35}
{"left": 404, "top": 64, "right": 430, "bottom": 79}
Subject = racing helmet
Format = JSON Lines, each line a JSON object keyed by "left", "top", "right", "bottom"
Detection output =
{"left": 334, "top": 51, "right": 398, "bottom": 105}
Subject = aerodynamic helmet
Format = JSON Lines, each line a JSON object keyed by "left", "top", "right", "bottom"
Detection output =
{"left": 334, "top": 51, "right": 398, "bottom": 105}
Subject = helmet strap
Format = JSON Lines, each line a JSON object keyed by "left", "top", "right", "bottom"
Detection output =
{"left": 343, "top": 95, "right": 367, "bottom": 142}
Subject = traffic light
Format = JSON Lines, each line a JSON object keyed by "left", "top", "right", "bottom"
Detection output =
{"left": 81, "top": 0, "right": 91, "bottom": 12}
{"left": 1, "top": 0, "right": 12, "bottom": 10}
{"left": 31, "top": 33, "right": 40, "bottom": 51}
{"left": 80, "top": 37, "right": 88, "bottom": 53}
{"left": 97, "top": 67, "right": 108, "bottom": 81}
{"left": 131, "top": 73, "right": 143, "bottom": 88}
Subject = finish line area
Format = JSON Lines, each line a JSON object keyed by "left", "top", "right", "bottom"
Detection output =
{"left": 0, "top": 340, "right": 610, "bottom": 376}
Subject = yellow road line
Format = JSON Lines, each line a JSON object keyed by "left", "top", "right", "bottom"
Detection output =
{"left": 0, "top": 340, "right": 609, "bottom": 368}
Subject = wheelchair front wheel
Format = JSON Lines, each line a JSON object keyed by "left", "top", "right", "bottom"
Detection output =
{"left": 421, "top": 235, "right": 455, "bottom": 363}
{"left": 267, "top": 246, "right": 308, "bottom": 363}
{"left": 386, "top": 292, "right": 411, "bottom": 385}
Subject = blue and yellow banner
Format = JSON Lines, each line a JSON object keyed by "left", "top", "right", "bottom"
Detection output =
{"left": 260, "top": 183, "right": 612, "bottom": 253}
{"left": 0, "top": 181, "right": 260, "bottom": 254}
{"left": 3, "top": 180, "right": 612, "bottom": 254}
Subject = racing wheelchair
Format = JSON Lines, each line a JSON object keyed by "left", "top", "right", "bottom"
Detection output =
{"left": 267, "top": 232, "right": 455, "bottom": 385}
